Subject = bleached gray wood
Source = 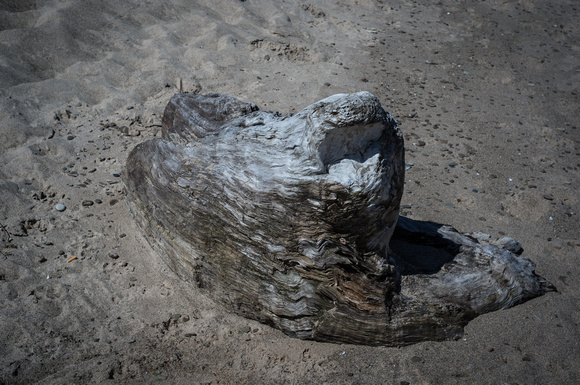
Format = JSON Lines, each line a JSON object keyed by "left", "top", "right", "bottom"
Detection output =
{"left": 124, "top": 92, "right": 554, "bottom": 346}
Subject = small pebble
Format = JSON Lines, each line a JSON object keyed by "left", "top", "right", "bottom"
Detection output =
{"left": 112, "top": 173, "right": 121, "bottom": 178}
{"left": 108, "top": 252, "right": 120, "bottom": 260}
{"left": 55, "top": 203, "right": 66, "bottom": 212}
{"left": 94, "top": 199, "right": 103, "bottom": 204}
{"left": 82, "top": 200, "right": 94, "bottom": 207}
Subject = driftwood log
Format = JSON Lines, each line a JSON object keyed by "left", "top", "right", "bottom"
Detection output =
{"left": 124, "top": 92, "right": 554, "bottom": 346}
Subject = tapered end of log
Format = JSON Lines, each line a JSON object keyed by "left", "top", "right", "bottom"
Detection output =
{"left": 124, "top": 92, "right": 554, "bottom": 346}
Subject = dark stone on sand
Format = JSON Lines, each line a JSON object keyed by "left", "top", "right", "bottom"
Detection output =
{"left": 108, "top": 252, "right": 119, "bottom": 260}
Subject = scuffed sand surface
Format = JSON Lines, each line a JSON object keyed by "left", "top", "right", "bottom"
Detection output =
{"left": 1, "top": 0, "right": 579, "bottom": 383}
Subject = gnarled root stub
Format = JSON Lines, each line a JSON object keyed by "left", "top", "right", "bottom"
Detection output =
{"left": 124, "top": 92, "right": 554, "bottom": 346}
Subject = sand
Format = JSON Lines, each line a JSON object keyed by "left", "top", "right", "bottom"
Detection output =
{"left": 0, "top": 0, "right": 578, "bottom": 383}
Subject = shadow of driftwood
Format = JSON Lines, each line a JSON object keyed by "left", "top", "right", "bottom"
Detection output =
{"left": 390, "top": 216, "right": 461, "bottom": 275}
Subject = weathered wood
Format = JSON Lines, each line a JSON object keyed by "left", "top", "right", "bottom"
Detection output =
{"left": 124, "top": 92, "right": 554, "bottom": 346}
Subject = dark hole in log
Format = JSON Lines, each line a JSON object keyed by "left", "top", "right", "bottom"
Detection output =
{"left": 391, "top": 216, "right": 460, "bottom": 275}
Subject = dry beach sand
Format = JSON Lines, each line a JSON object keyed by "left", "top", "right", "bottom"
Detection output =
{"left": 1, "top": 0, "right": 579, "bottom": 383}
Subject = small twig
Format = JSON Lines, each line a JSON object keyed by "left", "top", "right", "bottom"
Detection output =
{"left": 0, "top": 223, "right": 11, "bottom": 257}
{"left": 0, "top": 222, "right": 12, "bottom": 242}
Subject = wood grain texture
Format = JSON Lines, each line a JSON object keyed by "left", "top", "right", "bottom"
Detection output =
{"left": 124, "top": 92, "right": 554, "bottom": 346}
